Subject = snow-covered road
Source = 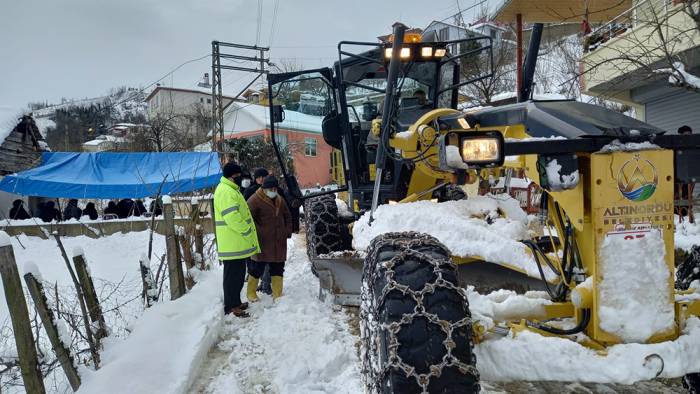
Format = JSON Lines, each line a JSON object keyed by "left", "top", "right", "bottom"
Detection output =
{"left": 190, "top": 235, "right": 362, "bottom": 393}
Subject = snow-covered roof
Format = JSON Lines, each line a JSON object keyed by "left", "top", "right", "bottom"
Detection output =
{"left": 82, "top": 135, "right": 125, "bottom": 146}
{"left": 223, "top": 102, "right": 323, "bottom": 135}
{"left": 470, "top": 21, "right": 508, "bottom": 32}
{"left": 0, "top": 106, "right": 22, "bottom": 146}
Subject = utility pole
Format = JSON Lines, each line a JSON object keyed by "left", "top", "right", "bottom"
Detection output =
{"left": 211, "top": 41, "right": 271, "bottom": 157}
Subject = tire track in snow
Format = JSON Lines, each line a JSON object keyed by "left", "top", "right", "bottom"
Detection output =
{"left": 190, "top": 234, "right": 361, "bottom": 394}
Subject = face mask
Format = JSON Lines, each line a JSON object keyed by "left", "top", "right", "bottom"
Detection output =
{"left": 241, "top": 179, "right": 251, "bottom": 188}
{"left": 264, "top": 190, "right": 278, "bottom": 199}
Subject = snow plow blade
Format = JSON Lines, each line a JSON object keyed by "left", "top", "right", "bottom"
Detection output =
{"left": 312, "top": 256, "right": 364, "bottom": 306}
{"left": 312, "top": 256, "right": 547, "bottom": 306}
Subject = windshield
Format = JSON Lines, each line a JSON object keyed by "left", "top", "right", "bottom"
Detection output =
{"left": 345, "top": 76, "right": 432, "bottom": 123}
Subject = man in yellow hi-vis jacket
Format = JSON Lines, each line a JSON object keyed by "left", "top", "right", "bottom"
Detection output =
{"left": 214, "top": 162, "right": 260, "bottom": 317}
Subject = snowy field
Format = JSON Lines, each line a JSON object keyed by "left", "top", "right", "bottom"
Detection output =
{"left": 0, "top": 231, "right": 167, "bottom": 393}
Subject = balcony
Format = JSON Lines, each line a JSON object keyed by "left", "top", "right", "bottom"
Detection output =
{"left": 581, "top": 0, "right": 700, "bottom": 96}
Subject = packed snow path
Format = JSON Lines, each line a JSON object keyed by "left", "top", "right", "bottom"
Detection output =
{"left": 190, "top": 235, "right": 362, "bottom": 393}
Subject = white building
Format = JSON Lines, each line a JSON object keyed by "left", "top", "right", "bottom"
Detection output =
{"left": 82, "top": 135, "right": 125, "bottom": 152}
{"left": 145, "top": 87, "right": 237, "bottom": 146}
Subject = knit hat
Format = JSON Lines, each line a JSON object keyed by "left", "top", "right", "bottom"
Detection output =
{"left": 253, "top": 168, "right": 269, "bottom": 179}
{"left": 222, "top": 162, "right": 242, "bottom": 178}
{"left": 262, "top": 175, "right": 279, "bottom": 189}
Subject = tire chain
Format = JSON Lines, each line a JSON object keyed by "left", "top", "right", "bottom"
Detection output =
{"left": 676, "top": 245, "right": 700, "bottom": 290}
{"left": 360, "top": 232, "right": 479, "bottom": 394}
{"left": 303, "top": 195, "right": 343, "bottom": 259}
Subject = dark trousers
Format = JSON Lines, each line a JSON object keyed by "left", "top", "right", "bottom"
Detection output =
{"left": 223, "top": 259, "right": 247, "bottom": 312}
{"left": 247, "top": 260, "right": 285, "bottom": 279}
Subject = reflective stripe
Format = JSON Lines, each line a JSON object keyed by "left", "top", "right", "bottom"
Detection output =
{"left": 221, "top": 205, "right": 240, "bottom": 216}
{"left": 219, "top": 247, "right": 257, "bottom": 258}
{"left": 215, "top": 221, "right": 226, "bottom": 226}
{"left": 241, "top": 228, "right": 253, "bottom": 236}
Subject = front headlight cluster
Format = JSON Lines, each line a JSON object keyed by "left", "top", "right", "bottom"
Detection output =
{"left": 441, "top": 130, "right": 504, "bottom": 169}
{"left": 461, "top": 136, "right": 502, "bottom": 164}
{"left": 384, "top": 45, "right": 447, "bottom": 61}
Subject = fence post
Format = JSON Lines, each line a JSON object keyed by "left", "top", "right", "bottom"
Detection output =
{"left": 0, "top": 234, "right": 46, "bottom": 393}
{"left": 163, "top": 197, "right": 185, "bottom": 300}
{"left": 72, "top": 253, "right": 107, "bottom": 344}
{"left": 24, "top": 272, "right": 81, "bottom": 391}
{"left": 177, "top": 231, "right": 195, "bottom": 290}
{"left": 139, "top": 255, "right": 158, "bottom": 307}
{"left": 195, "top": 225, "right": 205, "bottom": 270}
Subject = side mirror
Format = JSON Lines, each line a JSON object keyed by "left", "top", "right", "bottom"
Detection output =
{"left": 272, "top": 105, "right": 285, "bottom": 123}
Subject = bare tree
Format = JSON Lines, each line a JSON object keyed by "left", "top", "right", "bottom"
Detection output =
{"left": 460, "top": 39, "right": 516, "bottom": 106}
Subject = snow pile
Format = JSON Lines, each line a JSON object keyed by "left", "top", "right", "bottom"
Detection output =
{"left": 353, "top": 196, "right": 556, "bottom": 280}
{"left": 675, "top": 217, "right": 700, "bottom": 252}
{"left": 545, "top": 159, "right": 579, "bottom": 189}
{"left": 161, "top": 194, "right": 173, "bottom": 205}
{"left": 475, "top": 317, "right": 700, "bottom": 383}
{"left": 468, "top": 288, "right": 552, "bottom": 324}
{"left": 78, "top": 270, "right": 223, "bottom": 394}
{"left": 598, "top": 230, "right": 674, "bottom": 343}
{"left": 599, "top": 139, "right": 659, "bottom": 153}
{"left": 193, "top": 235, "right": 361, "bottom": 393}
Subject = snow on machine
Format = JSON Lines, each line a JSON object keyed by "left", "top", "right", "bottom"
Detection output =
{"left": 264, "top": 23, "right": 700, "bottom": 393}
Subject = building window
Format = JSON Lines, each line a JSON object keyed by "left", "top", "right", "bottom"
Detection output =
{"left": 275, "top": 133, "right": 288, "bottom": 148}
{"left": 207, "top": 98, "right": 212, "bottom": 104}
{"left": 304, "top": 137, "right": 317, "bottom": 157}
{"left": 439, "top": 27, "right": 449, "bottom": 41}
{"left": 200, "top": 97, "right": 204, "bottom": 103}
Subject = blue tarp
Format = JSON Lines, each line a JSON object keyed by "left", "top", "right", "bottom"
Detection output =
{"left": 0, "top": 152, "right": 222, "bottom": 199}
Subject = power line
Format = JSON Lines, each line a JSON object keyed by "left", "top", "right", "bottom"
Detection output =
{"left": 255, "top": 0, "right": 263, "bottom": 46}
{"left": 439, "top": 0, "right": 488, "bottom": 23}
{"left": 268, "top": 0, "right": 280, "bottom": 47}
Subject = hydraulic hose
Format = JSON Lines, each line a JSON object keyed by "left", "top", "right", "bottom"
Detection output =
{"left": 526, "top": 309, "right": 591, "bottom": 336}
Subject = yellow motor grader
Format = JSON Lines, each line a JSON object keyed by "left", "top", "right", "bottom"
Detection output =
{"left": 266, "top": 23, "right": 700, "bottom": 393}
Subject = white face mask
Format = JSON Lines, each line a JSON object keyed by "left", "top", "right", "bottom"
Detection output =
{"left": 264, "top": 190, "right": 278, "bottom": 199}
{"left": 241, "top": 179, "right": 251, "bottom": 188}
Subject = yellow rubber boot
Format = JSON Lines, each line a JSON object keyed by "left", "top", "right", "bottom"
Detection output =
{"left": 247, "top": 276, "right": 260, "bottom": 303}
{"left": 271, "top": 276, "right": 283, "bottom": 300}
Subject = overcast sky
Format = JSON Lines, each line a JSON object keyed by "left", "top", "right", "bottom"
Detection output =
{"left": 0, "top": 0, "right": 494, "bottom": 110}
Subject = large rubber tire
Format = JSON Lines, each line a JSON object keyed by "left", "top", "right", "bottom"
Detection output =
{"left": 676, "top": 245, "right": 700, "bottom": 290}
{"left": 304, "top": 195, "right": 344, "bottom": 260}
{"left": 360, "top": 232, "right": 479, "bottom": 394}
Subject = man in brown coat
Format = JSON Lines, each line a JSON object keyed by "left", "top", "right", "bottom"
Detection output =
{"left": 246, "top": 175, "right": 293, "bottom": 301}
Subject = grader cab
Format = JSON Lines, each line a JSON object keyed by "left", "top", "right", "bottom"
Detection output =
{"left": 267, "top": 23, "right": 700, "bottom": 393}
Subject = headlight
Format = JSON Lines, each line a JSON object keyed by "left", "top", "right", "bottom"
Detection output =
{"left": 434, "top": 48, "right": 447, "bottom": 57}
{"left": 421, "top": 46, "right": 433, "bottom": 57}
{"left": 459, "top": 132, "right": 504, "bottom": 167}
{"left": 384, "top": 47, "right": 412, "bottom": 60}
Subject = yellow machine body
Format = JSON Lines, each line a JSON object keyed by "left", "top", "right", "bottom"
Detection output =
{"left": 372, "top": 109, "right": 700, "bottom": 346}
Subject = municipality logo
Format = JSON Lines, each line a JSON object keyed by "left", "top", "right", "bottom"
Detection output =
{"left": 617, "top": 155, "right": 658, "bottom": 202}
